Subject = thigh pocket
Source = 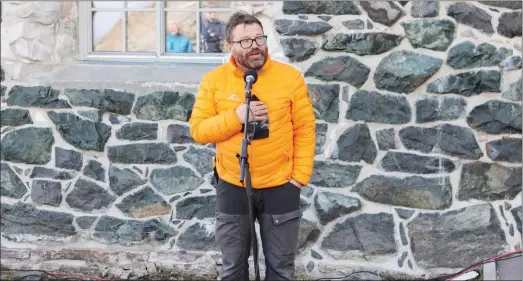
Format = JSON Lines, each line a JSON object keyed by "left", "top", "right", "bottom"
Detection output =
{"left": 267, "top": 209, "right": 303, "bottom": 255}
{"left": 215, "top": 212, "right": 248, "bottom": 255}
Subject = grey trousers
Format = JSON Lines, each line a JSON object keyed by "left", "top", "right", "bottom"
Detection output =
{"left": 215, "top": 179, "right": 302, "bottom": 281}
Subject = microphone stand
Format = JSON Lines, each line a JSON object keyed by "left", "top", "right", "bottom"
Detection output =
{"left": 237, "top": 79, "right": 260, "bottom": 281}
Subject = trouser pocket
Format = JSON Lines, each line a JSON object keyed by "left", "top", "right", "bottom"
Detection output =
{"left": 265, "top": 209, "right": 302, "bottom": 255}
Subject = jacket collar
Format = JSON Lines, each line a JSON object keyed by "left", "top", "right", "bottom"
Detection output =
{"left": 227, "top": 53, "right": 272, "bottom": 78}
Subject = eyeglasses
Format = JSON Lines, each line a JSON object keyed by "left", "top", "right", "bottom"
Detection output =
{"left": 229, "top": 35, "right": 267, "bottom": 49}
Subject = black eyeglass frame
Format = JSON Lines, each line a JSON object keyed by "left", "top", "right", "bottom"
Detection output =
{"left": 229, "top": 35, "right": 268, "bottom": 49}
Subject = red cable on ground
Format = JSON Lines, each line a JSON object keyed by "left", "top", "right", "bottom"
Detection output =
{"left": 446, "top": 249, "right": 522, "bottom": 280}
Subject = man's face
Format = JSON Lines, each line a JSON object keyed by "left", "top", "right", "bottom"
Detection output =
{"left": 169, "top": 24, "right": 179, "bottom": 34}
{"left": 227, "top": 23, "right": 267, "bottom": 70}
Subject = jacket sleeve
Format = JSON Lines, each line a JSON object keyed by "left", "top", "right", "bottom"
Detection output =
{"left": 189, "top": 74, "right": 243, "bottom": 144}
{"left": 290, "top": 73, "right": 316, "bottom": 186}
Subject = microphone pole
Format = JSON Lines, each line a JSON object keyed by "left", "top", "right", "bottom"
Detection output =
{"left": 237, "top": 69, "right": 260, "bottom": 281}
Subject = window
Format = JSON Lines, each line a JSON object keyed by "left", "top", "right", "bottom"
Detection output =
{"left": 78, "top": 1, "right": 235, "bottom": 63}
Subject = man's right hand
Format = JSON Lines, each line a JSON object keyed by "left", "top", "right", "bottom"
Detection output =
{"left": 236, "top": 101, "right": 268, "bottom": 124}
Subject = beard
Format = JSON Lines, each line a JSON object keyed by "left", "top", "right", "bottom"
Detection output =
{"left": 236, "top": 48, "right": 267, "bottom": 70}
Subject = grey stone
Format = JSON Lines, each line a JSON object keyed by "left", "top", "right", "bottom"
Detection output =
{"left": 416, "top": 96, "right": 467, "bottom": 123}
{"left": 108, "top": 166, "right": 147, "bottom": 195}
{"left": 31, "top": 180, "right": 62, "bottom": 207}
{"left": 486, "top": 138, "right": 522, "bottom": 163}
{"left": 318, "top": 15, "right": 331, "bottom": 22}
{"left": 83, "top": 160, "right": 105, "bottom": 182}
{"left": 401, "top": 19, "right": 455, "bottom": 51}
{"left": 108, "top": 114, "right": 131, "bottom": 124}
{"left": 1, "top": 108, "right": 32, "bottom": 127}
{"left": 353, "top": 175, "right": 452, "bottom": 210}
{"left": 300, "top": 197, "right": 311, "bottom": 212}
{"left": 55, "top": 147, "right": 83, "bottom": 171}
{"left": 150, "top": 166, "right": 204, "bottom": 195}
{"left": 315, "top": 123, "right": 328, "bottom": 155}
{"left": 75, "top": 216, "right": 97, "bottom": 229}
{"left": 314, "top": 191, "right": 361, "bottom": 225}
{"left": 447, "top": 3, "right": 494, "bottom": 35}
{"left": 321, "top": 32, "right": 403, "bottom": 56}
{"left": 321, "top": 213, "right": 396, "bottom": 256}
{"left": 116, "top": 187, "right": 171, "bottom": 218}
{"left": 175, "top": 195, "right": 216, "bottom": 220}
{"left": 77, "top": 110, "right": 102, "bottom": 122}
{"left": 0, "top": 85, "right": 6, "bottom": 97}
{"left": 458, "top": 162, "right": 521, "bottom": 201}
{"left": 479, "top": 1, "right": 522, "bottom": 10}
{"left": 335, "top": 123, "right": 377, "bottom": 164}
{"left": 342, "top": 19, "right": 365, "bottom": 30}
{"left": 305, "top": 56, "right": 370, "bottom": 88}
{"left": 379, "top": 152, "right": 455, "bottom": 174}
{"left": 1, "top": 163, "right": 27, "bottom": 199}
{"left": 48, "top": 111, "right": 111, "bottom": 151}
{"left": 500, "top": 55, "right": 522, "bottom": 70}
{"left": 1, "top": 127, "right": 54, "bottom": 165}
{"left": 108, "top": 143, "right": 177, "bottom": 164}
{"left": 177, "top": 221, "right": 216, "bottom": 251}
{"left": 399, "top": 124, "right": 483, "bottom": 159}
{"left": 183, "top": 147, "right": 215, "bottom": 176}
{"left": 400, "top": 223, "right": 408, "bottom": 246}
{"left": 346, "top": 90, "right": 411, "bottom": 124}
{"left": 511, "top": 207, "right": 522, "bottom": 233}
{"left": 407, "top": 204, "right": 507, "bottom": 268}
{"left": 311, "top": 250, "right": 323, "bottom": 260}
{"left": 374, "top": 51, "right": 442, "bottom": 94}
{"left": 166, "top": 124, "right": 195, "bottom": 144}
{"left": 133, "top": 91, "right": 195, "bottom": 122}
{"left": 310, "top": 161, "right": 361, "bottom": 188}
{"left": 308, "top": 84, "right": 339, "bottom": 123}
{"left": 359, "top": 1, "right": 404, "bottom": 27}
{"left": 411, "top": 1, "right": 439, "bottom": 18}
{"left": 116, "top": 122, "right": 158, "bottom": 141}
{"left": 282, "top": 1, "right": 361, "bottom": 15}
{"left": 274, "top": 19, "right": 332, "bottom": 36}
{"left": 64, "top": 88, "right": 135, "bottom": 115}
{"left": 502, "top": 78, "right": 522, "bottom": 101}
{"left": 6, "top": 85, "right": 71, "bottom": 108}
{"left": 447, "top": 41, "right": 512, "bottom": 69}
{"left": 281, "top": 38, "right": 317, "bottom": 62}
{"left": 30, "top": 167, "right": 76, "bottom": 180}
{"left": 466, "top": 100, "right": 522, "bottom": 134}
{"left": 395, "top": 208, "right": 415, "bottom": 220}
{"left": 1, "top": 202, "right": 76, "bottom": 240}
{"left": 399, "top": 251, "right": 408, "bottom": 267}
{"left": 509, "top": 224, "right": 515, "bottom": 236}
{"left": 93, "top": 215, "right": 177, "bottom": 245}
{"left": 307, "top": 261, "right": 314, "bottom": 272}
{"left": 298, "top": 15, "right": 307, "bottom": 20}
{"left": 376, "top": 128, "right": 396, "bottom": 151}
{"left": 66, "top": 178, "right": 116, "bottom": 212}
{"left": 498, "top": 11, "right": 522, "bottom": 38}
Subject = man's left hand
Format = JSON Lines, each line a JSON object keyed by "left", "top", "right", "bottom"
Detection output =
{"left": 289, "top": 179, "right": 302, "bottom": 188}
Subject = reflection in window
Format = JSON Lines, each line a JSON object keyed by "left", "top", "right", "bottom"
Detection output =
{"left": 166, "top": 12, "right": 195, "bottom": 53}
{"left": 200, "top": 11, "right": 228, "bottom": 53}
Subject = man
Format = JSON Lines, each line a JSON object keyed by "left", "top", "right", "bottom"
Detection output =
{"left": 189, "top": 12, "right": 316, "bottom": 281}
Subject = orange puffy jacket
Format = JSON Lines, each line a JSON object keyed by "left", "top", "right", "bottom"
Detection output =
{"left": 189, "top": 54, "right": 316, "bottom": 189}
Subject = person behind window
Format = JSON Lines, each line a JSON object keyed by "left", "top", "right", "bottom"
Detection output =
{"left": 200, "top": 11, "right": 225, "bottom": 53}
{"left": 166, "top": 23, "right": 192, "bottom": 53}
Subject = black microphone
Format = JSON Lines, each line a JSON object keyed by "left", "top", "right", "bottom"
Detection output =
{"left": 244, "top": 69, "right": 258, "bottom": 97}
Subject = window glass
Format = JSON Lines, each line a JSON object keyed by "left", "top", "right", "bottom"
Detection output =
{"left": 93, "top": 11, "right": 123, "bottom": 52}
{"left": 199, "top": 11, "right": 230, "bottom": 53}
{"left": 127, "top": 11, "right": 156, "bottom": 52}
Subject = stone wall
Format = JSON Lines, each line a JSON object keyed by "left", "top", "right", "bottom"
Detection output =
{"left": 1, "top": 1, "right": 522, "bottom": 280}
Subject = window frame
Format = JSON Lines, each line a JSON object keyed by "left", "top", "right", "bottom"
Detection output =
{"left": 78, "top": 1, "right": 235, "bottom": 64}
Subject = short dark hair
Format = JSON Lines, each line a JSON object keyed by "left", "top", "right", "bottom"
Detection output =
{"left": 225, "top": 12, "right": 263, "bottom": 42}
